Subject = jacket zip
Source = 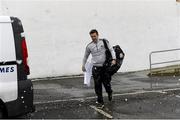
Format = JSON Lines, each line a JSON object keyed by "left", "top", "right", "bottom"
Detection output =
{"left": 96, "top": 44, "right": 98, "bottom": 51}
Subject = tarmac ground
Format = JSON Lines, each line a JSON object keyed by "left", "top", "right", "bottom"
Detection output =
{"left": 20, "top": 71, "right": 180, "bottom": 119}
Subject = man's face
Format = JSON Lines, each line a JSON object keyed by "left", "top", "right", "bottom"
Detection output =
{"left": 90, "top": 33, "right": 98, "bottom": 42}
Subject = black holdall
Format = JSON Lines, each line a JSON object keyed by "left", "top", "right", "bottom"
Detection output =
{"left": 102, "top": 39, "right": 125, "bottom": 76}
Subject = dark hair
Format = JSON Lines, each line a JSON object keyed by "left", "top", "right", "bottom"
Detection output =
{"left": 89, "top": 29, "right": 98, "bottom": 35}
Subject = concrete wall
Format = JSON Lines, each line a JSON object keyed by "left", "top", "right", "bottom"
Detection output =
{"left": 0, "top": 0, "right": 179, "bottom": 78}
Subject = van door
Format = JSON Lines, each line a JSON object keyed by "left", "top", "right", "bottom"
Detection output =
{"left": 0, "top": 16, "right": 18, "bottom": 102}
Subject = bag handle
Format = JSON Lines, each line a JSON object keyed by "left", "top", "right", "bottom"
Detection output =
{"left": 102, "top": 39, "right": 109, "bottom": 50}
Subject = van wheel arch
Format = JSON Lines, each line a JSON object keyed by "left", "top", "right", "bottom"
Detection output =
{"left": 0, "top": 99, "right": 8, "bottom": 118}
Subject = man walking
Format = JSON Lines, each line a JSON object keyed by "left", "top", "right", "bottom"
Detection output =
{"left": 82, "top": 29, "right": 116, "bottom": 108}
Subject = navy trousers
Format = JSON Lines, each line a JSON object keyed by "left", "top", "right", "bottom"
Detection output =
{"left": 92, "top": 66, "right": 112, "bottom": 104}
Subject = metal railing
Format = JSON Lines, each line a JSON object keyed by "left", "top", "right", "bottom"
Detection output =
{"left": 149, "top": 48, "right": 180, "bottom": 75}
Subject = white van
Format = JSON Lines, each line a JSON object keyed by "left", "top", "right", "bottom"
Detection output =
{"left": 0, "top": 16, "right": 34, "bottom": 118}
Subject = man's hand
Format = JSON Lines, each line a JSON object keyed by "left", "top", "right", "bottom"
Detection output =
{"left": 111, "top": 59, "right": 116, "bottom": 66}
{"left": 82, "top": 65, "right": 86, "bottom": 72}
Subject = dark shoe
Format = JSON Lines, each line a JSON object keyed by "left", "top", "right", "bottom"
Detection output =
{"left": 108, "top": 92, "right": 112, "bottom": 101}
{"left": 95, "top": 101, "right": 104, "bottom": 109}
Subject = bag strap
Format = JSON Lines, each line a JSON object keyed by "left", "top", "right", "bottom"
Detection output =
{"left": 102, "top": 39, "right": 109, "bottom": 50}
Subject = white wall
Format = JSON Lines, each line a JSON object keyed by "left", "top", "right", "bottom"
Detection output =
{"left": 0, "top": 0, "right": 179, "bottom": 78}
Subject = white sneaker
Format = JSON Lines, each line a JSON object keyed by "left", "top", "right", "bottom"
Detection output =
{"left": 95, "top": 101, "right": 104, "bottom": 109}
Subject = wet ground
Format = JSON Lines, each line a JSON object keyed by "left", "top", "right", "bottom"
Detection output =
{"left": 23, "top": 71, "right": 180, "bottom": 119}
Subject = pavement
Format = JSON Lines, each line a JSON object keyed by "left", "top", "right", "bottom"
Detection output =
{"left": 23, "top": 70, "right": 180, "bottom": 119}
{"left": 149, "top": 64, "right": 180, "bottom": 76}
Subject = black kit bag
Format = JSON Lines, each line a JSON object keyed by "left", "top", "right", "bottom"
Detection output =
{"left": 102, "top": 39, "right": 125, "bottom": 76}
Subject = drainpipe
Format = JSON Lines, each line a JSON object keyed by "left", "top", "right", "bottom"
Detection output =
{"left": 0, "top": 0, "right": 2, "bottom": 15}
{"left": 176, "top": 0, "right": 180, "bottom": 60}
{"left": 177, "top": 0, "right": 180, "bottom": 40}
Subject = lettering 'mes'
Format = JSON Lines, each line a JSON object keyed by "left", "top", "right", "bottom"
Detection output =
{"left": 0, "top": 67, "right": 15, "bottom": 73}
